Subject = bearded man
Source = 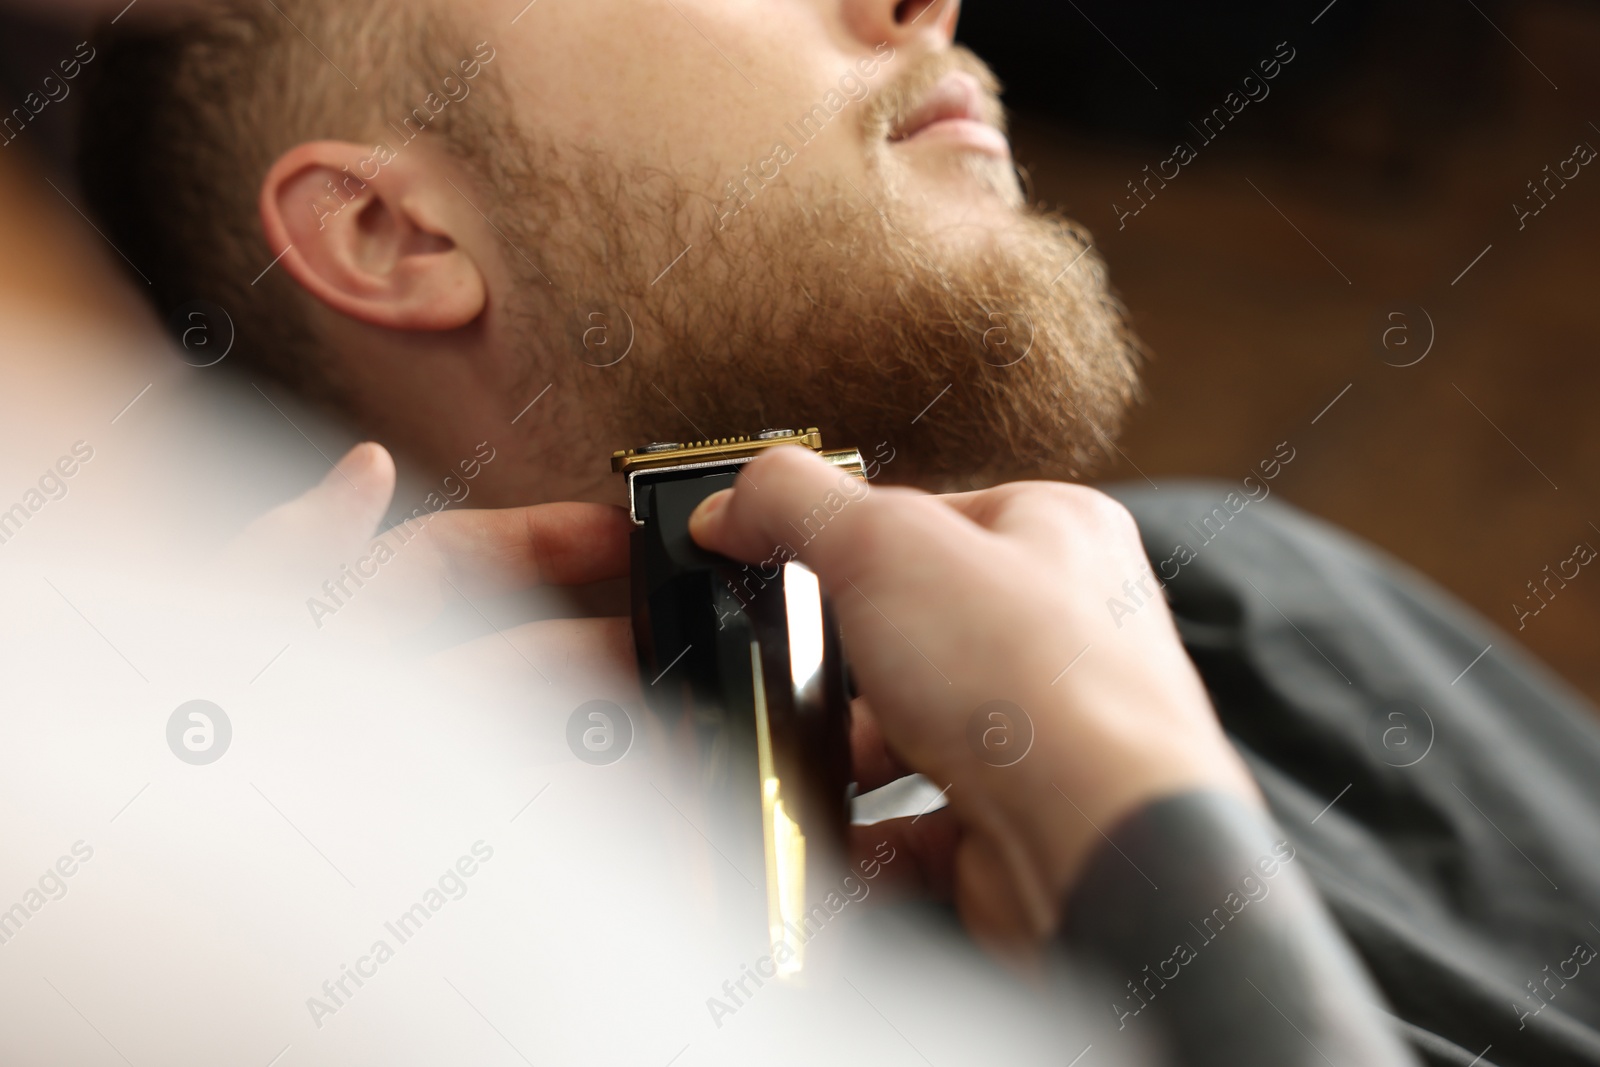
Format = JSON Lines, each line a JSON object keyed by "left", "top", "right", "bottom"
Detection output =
{"left": 74, "top": 3, "right": 1600, "bottom": 1066}
{"left": 75, "top": 0, "right": 1136, "bottom": 499}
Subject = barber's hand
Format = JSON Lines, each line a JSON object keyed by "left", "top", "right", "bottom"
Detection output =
{"left": 228, "top": 442, "right": 636, "bottom": 691}
{"left": 689, "top": 446, "right": 1259, "bottom": 956}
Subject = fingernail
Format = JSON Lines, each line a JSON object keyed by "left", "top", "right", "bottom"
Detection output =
{"left": 689, "top": 488, "right": 732, "bottom": 541}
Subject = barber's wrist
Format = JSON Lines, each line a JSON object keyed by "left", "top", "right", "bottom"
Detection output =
{"left": 953, "top": 722, "right": 1261, "bottom": 942}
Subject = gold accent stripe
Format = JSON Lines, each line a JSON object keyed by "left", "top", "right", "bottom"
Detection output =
{"left": 751, "top": 641, "right": 807, "bottom": 976}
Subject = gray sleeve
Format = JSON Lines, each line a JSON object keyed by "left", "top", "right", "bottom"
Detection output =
{"left": 1061, "top": 790, "right": 1419, "bottom": 1067}
{"left": 1110, "top": 482, "right": 1600, "bottom": 1065}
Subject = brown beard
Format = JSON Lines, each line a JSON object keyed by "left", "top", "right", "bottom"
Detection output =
{"left": 492, "top": 49, "right": 1142, "bottom": 492}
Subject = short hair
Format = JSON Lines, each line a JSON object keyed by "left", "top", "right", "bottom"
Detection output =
{"left": 78, "top": 0, "right": 502, "bottom": 402}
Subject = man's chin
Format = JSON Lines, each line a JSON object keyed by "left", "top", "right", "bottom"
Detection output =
{"left": 627, "top": 200, "right": 1134, "bottom": 489}
{"left": 872, "top": 144, "right": 1025, "bottom": 221}
{"left": 493, "top": 134, "right": 1140, "bottom": 496}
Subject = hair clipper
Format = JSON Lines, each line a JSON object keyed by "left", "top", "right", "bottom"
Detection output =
{"left": 613, "top": 429, "right": 859, "bottom": 974}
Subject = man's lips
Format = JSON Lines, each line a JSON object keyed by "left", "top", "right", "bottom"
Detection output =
{"left": 890, "top": 70, "right": 1009, "bottom": 156}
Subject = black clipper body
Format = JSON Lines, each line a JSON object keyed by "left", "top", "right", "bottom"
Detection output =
{"left": 614, "top": 429, "right": 860, "bottom": 973}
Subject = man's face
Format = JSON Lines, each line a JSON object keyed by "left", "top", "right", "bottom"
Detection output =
{"left": 325, "top": 0, "right": 1139, "bottom": 501}
{"left": 491, "top": 0, "right": 1018, "bottom": 235}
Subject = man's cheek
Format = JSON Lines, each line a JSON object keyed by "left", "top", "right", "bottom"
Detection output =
{"left": 839, "top": 73, "right": 868, "bottom": 102}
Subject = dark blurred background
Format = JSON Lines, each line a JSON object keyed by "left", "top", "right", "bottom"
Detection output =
{"left": 3, "top": 0, "right": 1596, "bottom": 700}
{"left": 957, "top": 0, "right": 1600, "bottom": 704}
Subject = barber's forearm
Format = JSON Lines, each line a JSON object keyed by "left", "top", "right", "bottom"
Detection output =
{"left": 1061, "top": 790, "right": 1418, "bottom": 1067}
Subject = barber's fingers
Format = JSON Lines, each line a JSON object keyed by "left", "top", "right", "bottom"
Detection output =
{"left": 324, "top": 441, "right": 398, "bottom": 529}
{"left": 939, "top": 480, "right": 1146, "bottom": 559}
{"left": 429, "top": 615, "right": 639, "bottom": 700}
{"left": 850, "top": 697, "right": 914, "bottom": 794}
{"left": 295, "top": 442, "right": 397, "bottom": 543}
{"left": 230, "top": 442, "right": 396, "bottom": 568}
{"left": 932, "top": 483, "right": 1032, "bottom": 529}
{"left": 689, "top": 445, "right": 947, "bottom": 590}
{"left": 849, "top": 813, "right": 1041, "bottom": 955}
{"left": 847, "top": 809, "right": 959, "bottom": 904}
{"left": 688, "top": 446, "right": 841, "bottom": 563}
{"left": 685, "top": 445, "right": 1107, "bottom": 568}
{"left": 234, "top": 443, "right": 631, "bottom": 599}
{"left": 406, "top": 501, "right": 633, "bottom": 596}
{"left": 506, "top": 616, "right": 638, "bottom": 696}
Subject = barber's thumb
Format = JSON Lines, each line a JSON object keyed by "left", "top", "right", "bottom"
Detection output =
{"left": 688, "top": 445, "right": 844, "bottom": 565}
{"left": 304, "top": 442, "right": 397, "bottom": 542}
{"left": 224, "top": 441, "right": 396, "bottom": 574}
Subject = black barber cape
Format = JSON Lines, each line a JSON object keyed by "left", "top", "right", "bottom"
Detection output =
{"left": 1102, "top": 483, "right": 1600, "bottom": 1067}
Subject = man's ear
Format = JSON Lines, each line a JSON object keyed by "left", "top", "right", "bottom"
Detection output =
{"left": 259, "top": 141, "right": 486, "bottom": 331}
